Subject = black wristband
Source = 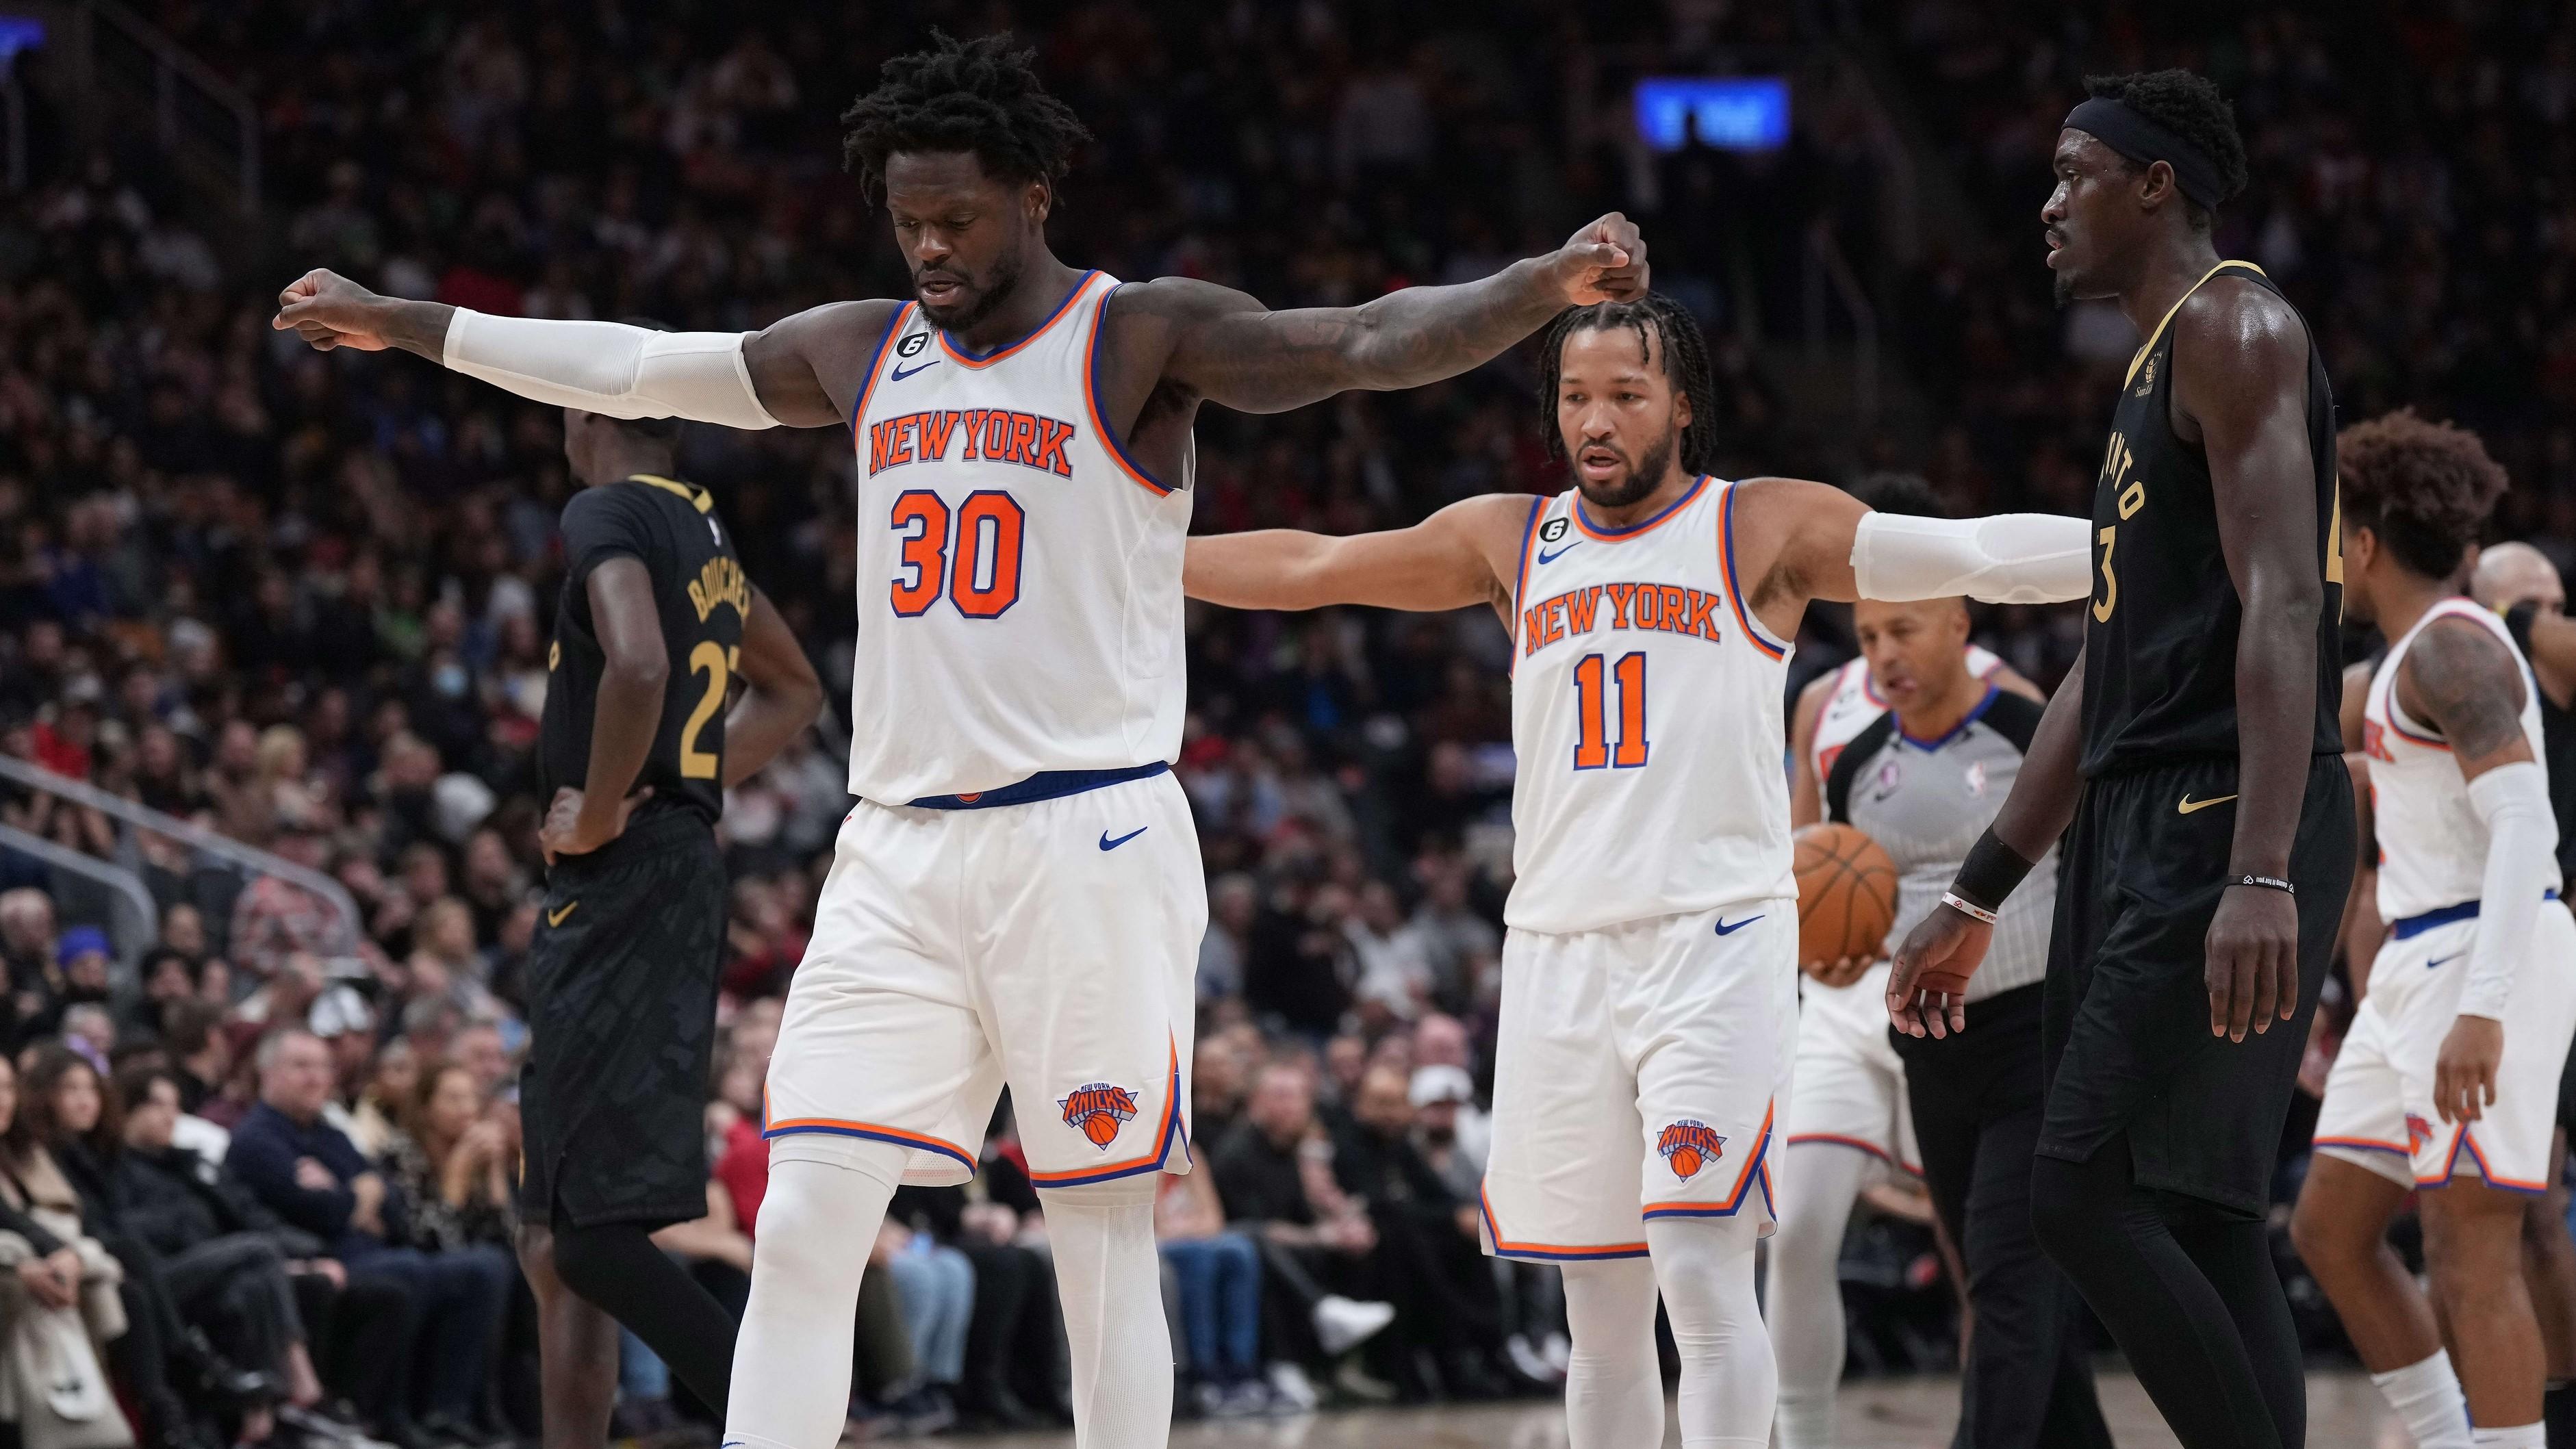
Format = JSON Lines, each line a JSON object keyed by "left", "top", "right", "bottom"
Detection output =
{"left": 1952, "top": 828, "right": 2036, "bottom": 913}
{"left": 2234, "top": 874, "right": 2295, "bottom": 896}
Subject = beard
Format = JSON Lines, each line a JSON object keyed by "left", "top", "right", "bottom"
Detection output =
{"left": 1573, "top": 422, "right": 1679, "bottom": 511}
{"left": 2054, "top": 269, "right": 2076, "bottom": 309}
{"left": 916, "top": 244, "right": 1025, "bottom": 333}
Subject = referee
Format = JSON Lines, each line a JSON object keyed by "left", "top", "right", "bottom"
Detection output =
{"left": 1823, "top": 502, "right": 2108, "bottom": 1449}
{"left": 2473, "top": 541, "right": 2576, "bottom": 1446}
{"left": 519, "top": 390, "right": 822, "bottom": 1448}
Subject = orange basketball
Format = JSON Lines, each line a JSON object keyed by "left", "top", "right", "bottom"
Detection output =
{"left": 1793, "top": 822, "right": 1900, "bottom": 967}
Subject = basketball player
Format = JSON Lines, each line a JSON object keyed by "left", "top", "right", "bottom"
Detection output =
{"left": 1888, "top": 70, "right": 2354, "bottom": 1449}
{"left": 516, "top": 398, "right": 823, "bottom": 1448}
{"left": 1768, "top": 472, "right": 2103, "bottom": 1449}
{"left": 2289, "top": 411, "right": 2572, "bottom": 1449}
{"left": 273, "top": 31, "right": 1663, "bottom": 1449}
{"left": 2472, "top": 539, "right": 2576, "bottom": 1446}
{"left": 1184, "top": 292, "right": 2091, "bottom": 1448}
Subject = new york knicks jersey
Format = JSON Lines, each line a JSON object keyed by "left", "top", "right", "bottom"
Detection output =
{"left": 1505, "top": 477, "right": 1796, "bottom": 933}
{"left": 846, "top": 272, "right": 1192, "bottom": 802}
{"left": 2362, "top": 598, "right": 2555, "bottom": 919}
{"left": 1810, "top": 645, "right": 2004, "bottom": 783}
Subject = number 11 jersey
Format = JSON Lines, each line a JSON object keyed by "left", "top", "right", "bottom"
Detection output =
{"left": 1505, "top": 476, "right": 1796, "bottom": 934}
{"left": 847, "top": 271, "right": 1193, "bottom": 804}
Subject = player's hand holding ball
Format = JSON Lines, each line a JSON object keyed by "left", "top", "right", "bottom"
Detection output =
{"left": 2204, "top": 882, "right": 2299, "bottom": 1042}
{"left": 2434, "top": 1014, "right": 2504, "bottom": 1124}
{"left": 1794, "top": 823, "right": 1901, "bottom": 986}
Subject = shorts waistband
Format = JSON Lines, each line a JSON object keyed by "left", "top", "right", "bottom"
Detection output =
{"left": 2390, "top": 889, "right": 2561, "bottom": 940}
{"left": 545, "top": 804, "right": 713, "bottom": 877}
{"left": 901, "top": 762, "right": 1169, "bottom": 811}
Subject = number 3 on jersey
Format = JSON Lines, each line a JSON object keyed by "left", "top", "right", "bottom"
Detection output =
{"left": 890, "top": 490, "right": 1025, "bottom": 618}
{"left": 1572, "top": 652, "right": 1649, "bottom": 770}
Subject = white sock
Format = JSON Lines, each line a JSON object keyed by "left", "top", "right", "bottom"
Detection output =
{"left": 1651, "top": 1214, "right": 1775, "bottom": 1449}
{"left": 1559, "top": 1256, "right": 1663, "bottom": 1449}
{"left": 2469, "top": 1423, "right": 2545, "bottom": 1448}
{"left": 1043, "top": 1185, "right": 1174, "bottom": 1449}
{"left": 725, "top": 1146, "right": 902, "bottom": 1449}
{"left": 2370, "top": 1350, "right": 2473, "bottom": 1449}
{"left": 1762, "top": 1144, "right": 1867, "bottom": 1449}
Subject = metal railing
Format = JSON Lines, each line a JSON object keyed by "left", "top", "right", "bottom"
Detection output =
{"left": 0, "top": 754, "right": 364, "bottom": 957}
{"left": 55, "top": 0, "right": 259, "bottom": 214}
{"left": 0, "top": 821, "right": 156, "bottom": 991}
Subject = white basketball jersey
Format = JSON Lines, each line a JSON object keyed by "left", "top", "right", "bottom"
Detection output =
{"left": 1506, "top": 477, "right": 1797, "bottom": 933}
{"left": 1810, "top": 645, "right": 2005, "bottom": 782}
{"left": 845, "top": 272, "right": 1192, "bottom": 802}
{"left": 2362, "top": 598, "right": 2555, "bottom": 919}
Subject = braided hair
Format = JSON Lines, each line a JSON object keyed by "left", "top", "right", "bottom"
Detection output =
{"left": 841, "top": 31, "right": 1095, "bottom": 205}
{"left": 1536, "top": 294, "right": 1721, "bottom": 476}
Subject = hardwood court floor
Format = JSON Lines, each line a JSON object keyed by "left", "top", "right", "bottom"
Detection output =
{"left": 950, "top": 1368, "right": 2406, "bottom": 1446}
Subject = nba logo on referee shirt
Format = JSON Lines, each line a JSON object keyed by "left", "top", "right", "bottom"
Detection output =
{"left": 1060, "top": 1083, "right": 1140, "bottom": 1149}
{"left": 1657, "top": 1120, "right": 1726, "bottom": 1181}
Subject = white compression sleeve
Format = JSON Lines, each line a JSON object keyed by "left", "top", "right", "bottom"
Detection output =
{"left": 2462, "top": 760, "right": 2559, "bottom": 1021}
{"left": 440, "top": 309, "right": 781, "bottom": 429}
{"left": 727, "top": 1148, "right": 903, "bottom": 1449}
{"left": 1764, "top": 1142, "right": 1870, "bottom": 1449}
{"left": 1650, "top": 1214, "right": 1775, "bottom": 1449}
{"left": 1850, "top": 510, "right": 2093, "bottom": 605}
{"left": 1560, "top": 1257, "right": 1664, "bottom": 1449}
{"left": 1043, "top": 1185, "right": 1175, "bottom": 1449}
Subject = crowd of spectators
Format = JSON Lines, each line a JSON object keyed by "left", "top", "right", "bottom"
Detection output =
{"left": 0, "top": 0, "right": 2566, "bottom": 1442}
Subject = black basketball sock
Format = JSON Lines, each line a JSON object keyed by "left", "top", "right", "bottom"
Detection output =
{"left": 2546, "top": 1381, "right": 2576, "bottom": 1446}
{"left": 2030, "top": 1136, "right": 2294, "bottom": 1449}
{"left": 552, "top": 1218, "right": 739, "bottom": 1415}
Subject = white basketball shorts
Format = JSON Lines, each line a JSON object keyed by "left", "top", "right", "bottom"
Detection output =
{"left": 763, "top": 768, "right": 1205, "bottom": 1189}
{"left": 1784, "top": 962, "right": 1920, "bottom": 1175}
{"left": 2313, "top": 898, "right": 2576, "bottom": 1193}
{"left": 1480, "top": 898, "right": 1797, "bottom": 1261}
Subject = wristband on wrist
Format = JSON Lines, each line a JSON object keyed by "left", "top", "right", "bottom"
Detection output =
{"left": 1951, "top": 828, "right": 2036, "bottom": 914}
{"left": 2234, "top": 874, "right": 2295, "bottom": 895}
{"left": 1940, "top": 891, "right": 1999, "bottom": 925}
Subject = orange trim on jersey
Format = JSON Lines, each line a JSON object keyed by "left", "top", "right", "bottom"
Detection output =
{"left": 1026, "top": 1038, "right": 1188, "bottom": 1187}
{"left": 936, "top": 270, "right": 1099, "bottom": 368}
{"left": 847, "top": 303, "right": 918, "bottom": 433}
{"left": 1476, "top": 1185, "right": 1649, "bottom": 1261}
{"left": 761, "top": 1110, "right": 977, "bottom": 1174}
{"left": 1785, "top": 1132, "right": 1923, "bottom": 1177}
{"left": 1570, "top": 473, "right": 1707, "bottom": 542}
{"left": 1645, "top": 1101, "right": 1776, "bottom": 1216}
{"left": 2421, "top": 1125, "right": 2551, "bottom": 1195}
{"left": 1718, "top": 481, "right": 1790, "bottom": 660}
{"left": 1077, "top": 279, "right": 1174, "bottom": 496}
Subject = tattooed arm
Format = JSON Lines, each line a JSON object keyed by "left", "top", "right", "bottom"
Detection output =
{"left": 1131, "top": 215, "right": 1648, "bottom": 415}
{"left": 2399, "top": 614, "right": 2555, "bottom": 1125}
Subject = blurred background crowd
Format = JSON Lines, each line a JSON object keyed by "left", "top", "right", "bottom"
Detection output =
{"left": 0, "top": 0, "right": 2566, "bottom": 1441}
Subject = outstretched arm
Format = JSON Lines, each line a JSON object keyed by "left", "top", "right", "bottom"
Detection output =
{"left": 1143, "top": 215, "right": 1647, "bottom": 415}
{"left": 2397, "top": 617, "right": 2553, "bottom": 1125}
{"left": 1731, "top": 476, "right": 2092, "bottom": 643}
{"left": 2180, "top": 281, "right": 2328, "bottom": 1045}
{"left": 1185, "top": 494, "right": 1531, "bottom": 618}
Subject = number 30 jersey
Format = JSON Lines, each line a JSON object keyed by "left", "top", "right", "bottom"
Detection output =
{"left": 1505, "top": 477, "right": 1797, "bottom": 934}
{"left": 847, "top": 272, "right": 1193, "bottom": 803}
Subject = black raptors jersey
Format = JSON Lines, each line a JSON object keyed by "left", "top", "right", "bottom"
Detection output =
{"left": 539, "top": 474, "right": 747, "bottom": 827}
{"left": 2077, "top": 261, "right": 2343, "bottom": 776}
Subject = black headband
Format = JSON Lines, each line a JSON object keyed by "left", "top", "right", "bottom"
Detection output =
{"left": 2064, "top": 97, "right": 2229, "bottom": 210}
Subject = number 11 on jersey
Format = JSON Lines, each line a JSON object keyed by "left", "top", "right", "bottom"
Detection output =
{"left": 1572, "top": 652, "right": 1649, "bottom": 770}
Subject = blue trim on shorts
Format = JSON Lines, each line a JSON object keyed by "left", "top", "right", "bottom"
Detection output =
{"left": 760, "top": 1123, "right": 978, "bottom": 1174}
{"left": 2390, "top": 889, "right": 2560, "bottom": 940}
{"left": 902, "top": 761, "right": 1169, "bottom": 810}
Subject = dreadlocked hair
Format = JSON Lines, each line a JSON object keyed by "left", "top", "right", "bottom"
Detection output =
{"left": 841, "top": 31, "right": 1095, "bottom": 205}
{"left": 1536, "top": 294, "right": 1720, "bottom": 476}
{"left": 2082, "top": 69, "right": 2249, "bottom": 228}
{"left": 2337, "top": 408, "right": 2508, "bottom": 581}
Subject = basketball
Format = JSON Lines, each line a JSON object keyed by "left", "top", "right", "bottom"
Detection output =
{"left": 1794, "top": 822, "right": 1901, "bottom": 966}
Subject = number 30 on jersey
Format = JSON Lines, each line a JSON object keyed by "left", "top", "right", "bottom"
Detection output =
{"left": 890, "top": 491, "right": 1026, "bottom": 617}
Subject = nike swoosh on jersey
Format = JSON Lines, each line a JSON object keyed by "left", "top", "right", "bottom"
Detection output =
{"left": 1713, "top": 914, "right": 1764, "bottom": 936}
{"left": 1538, "top": 542, "right": 1579, "bottom": 565}
{"left": 1099, "top": 827, "right": 1149, "bottom": 851}
{"left": 2176, "top": 793, "right": 2239, "bottom": 815}
{"left": 2426, "top": 953, "right": 2460, "bottom": 970}
{"left": 891, "top": 359, "right": 941, "bottom": 382}
{"left": 546, "top": 901, "right": 578, "bottom": 927}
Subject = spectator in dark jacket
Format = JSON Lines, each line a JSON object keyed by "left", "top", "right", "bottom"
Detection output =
{"left": 1332, "top": 1065, "right": 1514, "bottom": 1398}
{"left": 227, "top": 1029, "right": 507, "bottom": 1449}
{"left": 1208, "top": 1064, "right": 1396, "bottom": 1386}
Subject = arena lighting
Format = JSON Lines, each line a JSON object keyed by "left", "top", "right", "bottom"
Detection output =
{"left": 0, "top": 16, "right": 42, "bottom": 64}
{"left": 1633, "top": 75, "right": 1791, "bottom": 153}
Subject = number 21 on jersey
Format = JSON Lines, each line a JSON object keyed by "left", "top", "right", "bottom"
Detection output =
{"left": 1572, "top": 652, "right": 1649, "bottom": 770}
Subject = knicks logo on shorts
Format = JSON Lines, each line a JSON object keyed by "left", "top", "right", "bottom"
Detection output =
{"left": 1657, "top": 1120, "right": 1726, "bottom": 1182}
{"left": 1060, "top": 1083, "right": 1140, "bottom": 1150}
{"left": 2406, "top": 1113, "right": 2436, "bottom": 1155}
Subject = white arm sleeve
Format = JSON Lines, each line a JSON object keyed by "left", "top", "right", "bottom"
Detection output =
{"left": 1850, "top": 511, "right": 2093, "bottom": 605}
{"left": 2460, "top": 759, "right": 2558, "bottom": 1020}
{"left": 440, "top": 309, "right": 781, "bottom": 431}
